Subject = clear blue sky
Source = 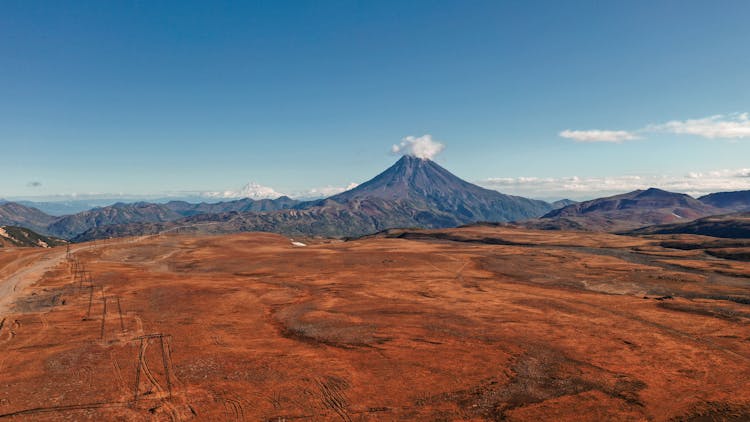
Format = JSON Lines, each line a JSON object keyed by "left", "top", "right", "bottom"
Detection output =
{"left": 2, "top": 1, "right": 750, "bottom": 200}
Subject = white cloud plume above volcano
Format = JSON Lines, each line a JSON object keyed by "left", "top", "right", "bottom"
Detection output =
{"left": 391, "top": 134, "right": 445, "bottom": 159}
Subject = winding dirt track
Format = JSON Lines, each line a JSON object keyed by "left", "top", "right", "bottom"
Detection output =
{"left": 1, "top": 227, "right": 750, "bottom": 420}
{"left": 0, "top": 241, "right": 109, "bottom": 316}
{"left": 0, "top": 250, "right": 65, "bottom": 316}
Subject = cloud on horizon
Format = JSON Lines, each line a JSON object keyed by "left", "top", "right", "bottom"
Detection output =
{"left": 559, "top": 129, "right": 639, "bottom": 143}
{"left": 479, "top": 168, "right": 750, "bottom": 200}
{"left": 391, "top": 134, "right": 445, "bottom": 159}
{"left": 302, "top": 182, "right": 359, "bottom": 198}
{"left": 6, "top": 181, "right": 364, "bottom": 203}
{"left": 561, "top": 112, "right": 750, "bottom": 143}
{"left": 647, "top": 112, "right": 750, "bottom": 139}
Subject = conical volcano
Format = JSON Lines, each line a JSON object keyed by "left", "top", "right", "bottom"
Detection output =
{"left": 325, "top": 155, "right": 552, "bottom": 223}
{"left": 332, "top": 155, "right": 489, "bottom": 200}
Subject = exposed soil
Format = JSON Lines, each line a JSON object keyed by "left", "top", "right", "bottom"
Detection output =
{"left": 1, "top": 227, "right": 749, "bottom": 420}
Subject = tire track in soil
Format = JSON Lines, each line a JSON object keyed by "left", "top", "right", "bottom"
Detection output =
{"left": 0, "top": 401, "right": 130, "bottom": 419}
{"left": 109, "top": 350, "right": 131, "bottom": 400}
{"left": 1, "top": 242, "right": 102, "bottom": 317}
{"left": 139, "top": 341, "right": 166, "bottom": 398}
{"left": 2, "top": 240, "right": 190, "bottom": 421}
{"left": 0, "top": 318, "right": 7, "bottom": 343}
{"left": 136, "top": 339, "right": 183, "bottom": 421}
{"left": 5, "top": 314, "right": 52, "bottom": 355}
{"left": 316, "top": 377, "right": 352, "bottom": 422}
{"left": 133, "top": 315, "right": 145, "bottom": 337}
{"left": 221, "top": 396, "right": 245, "bottom": 421}
{"left": 38, "top": 312, "right": 49, "bottom": 329}
{"left": 76, "top": 366, "right": 93, "bottom": 386}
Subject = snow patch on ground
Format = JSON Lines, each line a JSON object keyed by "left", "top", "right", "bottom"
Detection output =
{"left": 291, "top": 241, "right": 307, "bottom": 247}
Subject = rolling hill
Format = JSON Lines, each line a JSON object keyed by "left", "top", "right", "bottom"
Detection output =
{"left": 531, "top": 188, "right": 722, "bottom": 231}
{"left": 629, "top": 212, "right": 750, "bottom": 238}
{"left": 0, "top": 226, "right": 67, "bottom": 248}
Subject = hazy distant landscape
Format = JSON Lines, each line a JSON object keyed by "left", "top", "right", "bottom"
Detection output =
{"left": 3, "top": 155, "right": 750, "bottom": 243}
{"left": 3, "top": 1, "right": 750, "bottom": 421}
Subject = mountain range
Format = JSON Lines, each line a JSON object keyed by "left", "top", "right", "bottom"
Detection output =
{"left": 0, "top": 202, "right": 59, "bottom": 234}
{"left": 72, "top": 156, "right": 554, "bottom": 240}
{"left": 523, "top": 188, "right": 725, "bottom": 232}
{"left": 4, "top": 156, "right": 750, "bottom": 241}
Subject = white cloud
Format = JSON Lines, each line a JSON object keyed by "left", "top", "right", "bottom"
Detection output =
{"left": 561, "top": 112, "right": 750, "bottom": 143}
{"left": 204, "top": 182, "right": 285, "bottom": 199}
{"left": 391, "top": 134, "right": 445, "bottom": 159}
{"left": 302, "top": 182, "right": 359, "bottom": 198}
{"left": 479, "top": 168, "right": 750, "bottom": 200}
{"left": 559, "top": 129, "right": 639, "bottom": 143}
{"left": 647, "top": 112, "right": 750, "bottom": 139}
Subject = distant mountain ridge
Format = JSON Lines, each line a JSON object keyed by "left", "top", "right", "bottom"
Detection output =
{"left": 0, "top": 196, "right": 301, "bottom": 240}
{"left": 699, "top": 190, "right": 750, "bottom": 212}
{"left": 164, "top": 196, "right": 298, "bottom": 216}
{"left": 46, "top": 202, "right": 184, "bottom": 238}
{"left": 529, "top": 188, "right": 723, "bottom": 232}
{"left": 6, "top": 160, "right": 750, "bottom": 241}
{"left": 0, "top": 202, "right": 58, "bottom": 234}
{"left": 551, "top": 199, "right": 577, "bottom": 209}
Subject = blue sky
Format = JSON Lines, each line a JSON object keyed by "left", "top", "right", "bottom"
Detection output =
{"left": 2, "top": 1, "right": 750, "bottom": 201}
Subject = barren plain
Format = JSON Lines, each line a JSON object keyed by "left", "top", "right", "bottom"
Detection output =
{"left": 1, "top": 227, "right": 750, "bottom": 421}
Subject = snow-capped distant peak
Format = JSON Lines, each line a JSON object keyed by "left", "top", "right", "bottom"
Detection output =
{"left": 205, "top": 182, "right": 285, "bottom": 200}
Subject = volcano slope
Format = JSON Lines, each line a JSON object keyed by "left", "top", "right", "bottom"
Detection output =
{"left": 1, "top": 227, "right": 750, "bottom": 421}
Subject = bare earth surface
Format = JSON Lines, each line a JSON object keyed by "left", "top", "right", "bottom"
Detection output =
{"left": 1, "top": 227, "right": 750, "bottom": 421}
